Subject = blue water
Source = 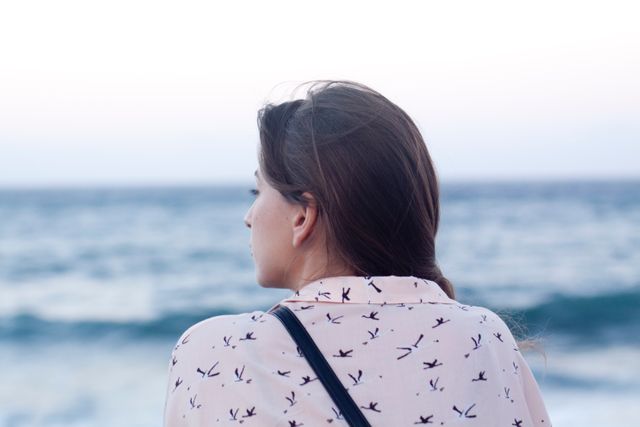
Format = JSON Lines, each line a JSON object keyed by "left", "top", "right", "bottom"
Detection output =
{"left": 1, "top": 180, "right": 639, "bottom": 426}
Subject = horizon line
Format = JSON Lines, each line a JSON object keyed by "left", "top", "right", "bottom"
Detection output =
{"left": 0, "top": 175, "right": 638, "bottom": 191}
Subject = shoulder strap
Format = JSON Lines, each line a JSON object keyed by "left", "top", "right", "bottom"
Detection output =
{"left": 269, "top": 305, "right": 371, "bottom": 427}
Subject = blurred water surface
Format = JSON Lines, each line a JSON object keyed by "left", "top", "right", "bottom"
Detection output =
{"left": 1, "top": 180, "right": 639, "bottom": 426}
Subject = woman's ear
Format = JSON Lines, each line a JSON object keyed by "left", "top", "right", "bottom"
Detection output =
{"left": 291, "top": 192, "right": 319, "bottom": 248}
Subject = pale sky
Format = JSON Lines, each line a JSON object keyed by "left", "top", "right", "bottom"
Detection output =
{"left": 0, "top": 0, "right": 638, "bottom": 187}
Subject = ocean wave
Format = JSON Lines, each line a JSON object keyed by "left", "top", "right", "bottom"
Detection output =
{"left": 494, "top": 286, "right": 640, "bottom": 345}
{"left": 0, "top": 309, "right": 235, "bottom": 342}
{"left": 2, "top": 287, "right": 639, "bottom": 345}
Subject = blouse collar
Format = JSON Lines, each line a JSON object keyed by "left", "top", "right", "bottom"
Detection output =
{"left": 282, "top": 275, "right": 456, "bottom": 305}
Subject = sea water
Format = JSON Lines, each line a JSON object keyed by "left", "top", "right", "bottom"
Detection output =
{"left": 0, "top": 180, "right": 638, "bottom": 427}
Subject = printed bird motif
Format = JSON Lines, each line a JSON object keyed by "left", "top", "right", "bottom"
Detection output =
{"left": 300, "top": 375, "right": 318, "bottom": 385}
{"left": 242, "top": 406, "right": 256, "bottom": 417}
{"left": 414, "top": 414, "right": 434, "bottom": 424}
{"left": 333, "top": 349, "right": 353, "bottom": 358}
{"left": 362, "top": 311, "right": 380, "bottom": 320}
{"left": 432, "top": 317, "right": 450, "bottom": 328}
{"left": 367, "top": 280, "right": 382, "bottom": 293}
{"left": 471, "top": 334, "right": 482, "bottom": 350}
{"left": 317, "top": 290, "right": 331, "bottom": 300}
{"left": 503, "top": 387, "right": 513, "bottom": 402}
{"left": 452, "top": 403, "right": 477, "bottom": 418}
{"left": 189, "top": 394, "right": 201, "bottom": 409}
{"left": 360, "top": 402, "right": 381, "bottom": 413}
{"left": 348, "top": 369, "right": 363, "bottom": 385}
{"left": 326, "top": 312, "right": 344, "bottom": 324}
{"left": 367, "top": 328, "right": 380, "bottom": 340}
{"left": 423, "top": 359, "right": 443, "bottom": 369}
{"left": 234, "top": 365, "right": 245, "bottom": 382}
{"left": 471, "top": 371, "right": 487, "bottom": 382}
{"left": 429, "top": 377, "right": 444, "bottom": 391}
{"left": 286, "top": 391, "right": 297, "bottom": 406}
{"left": 331, "top": 407, "right": 343, "bottom": 420}
{"left": 239, "top": 332, "right": 256, "bottom": 341}
{"left": 206, "top": 362, "right": 220, "bottom": 377}
{"left": 397, "top": 333, "right": 424, "bottom": 359}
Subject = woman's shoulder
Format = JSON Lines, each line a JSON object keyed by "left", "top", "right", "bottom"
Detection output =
{"left": 172, "top": 310, "right": 271, "bottom": 351}
{"left": 430, "top": 301, "right": 521, "bottom": 348}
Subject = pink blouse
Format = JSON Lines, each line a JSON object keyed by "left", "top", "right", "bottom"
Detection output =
{"left": 164, "top": 275, "right": 551, "bottom": 426}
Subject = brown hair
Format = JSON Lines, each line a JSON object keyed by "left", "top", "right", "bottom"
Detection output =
{"left": 257, "top": 80, "right": 455, "bottom": 299}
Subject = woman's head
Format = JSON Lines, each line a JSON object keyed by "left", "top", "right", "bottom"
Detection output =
{"left": 244, "top": 80, "right": 455, "bottom": 299}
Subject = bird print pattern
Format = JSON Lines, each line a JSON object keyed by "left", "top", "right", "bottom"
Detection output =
{"left": 164, "top": 275, "right": 551, "bottom": 426}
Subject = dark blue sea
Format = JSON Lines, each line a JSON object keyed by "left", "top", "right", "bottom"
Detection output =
{"left": 1, "top": 180, "right": 639, "bottom": 426}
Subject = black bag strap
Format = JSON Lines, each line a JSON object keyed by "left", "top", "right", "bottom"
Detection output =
{"left": 269, "top": 304, "right": 372, "bottom": 427}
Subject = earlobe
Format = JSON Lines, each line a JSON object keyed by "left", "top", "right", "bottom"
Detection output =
{"left": 292, "top": 193, "right": 318, "bottom": 248}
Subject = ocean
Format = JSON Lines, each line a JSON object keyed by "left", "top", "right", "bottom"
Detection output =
{"left": 0, "top": 180, "right": 638, "bottom": 427}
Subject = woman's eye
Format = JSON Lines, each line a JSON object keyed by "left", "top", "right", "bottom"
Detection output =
{"left": 249, "top": 188, "right": 259, "bottom": 196}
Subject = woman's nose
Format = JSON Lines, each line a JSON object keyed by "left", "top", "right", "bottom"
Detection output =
{"left": 243, "top": 210, "right": 251, "bottom": 229}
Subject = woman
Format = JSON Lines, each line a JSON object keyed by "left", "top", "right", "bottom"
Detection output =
{"left": 163, "top": 81, "right": 551, "bottom": 426}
